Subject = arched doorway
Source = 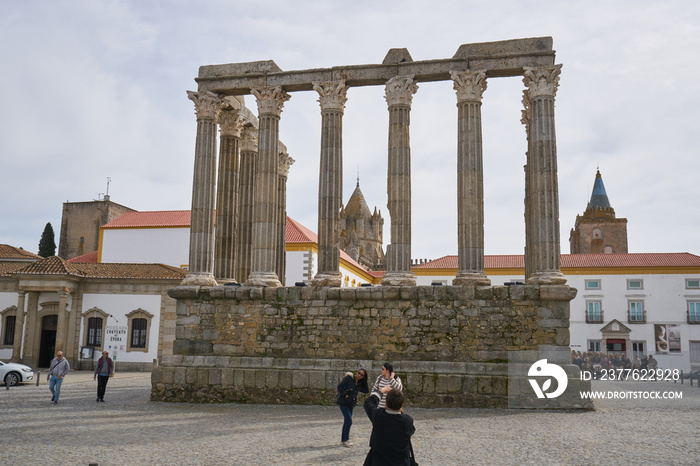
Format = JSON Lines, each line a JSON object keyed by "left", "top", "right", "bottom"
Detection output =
{"left": 39, "top": 314, "right": 57, "bottom": 367}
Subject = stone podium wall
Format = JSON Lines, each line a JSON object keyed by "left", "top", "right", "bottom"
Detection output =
{"left": 151, "top": 284, "right": 591, "bottom": 408}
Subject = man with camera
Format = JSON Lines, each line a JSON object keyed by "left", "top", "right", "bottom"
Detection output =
{"left": 363, "top": 385, "right": 416, "bottom": 465}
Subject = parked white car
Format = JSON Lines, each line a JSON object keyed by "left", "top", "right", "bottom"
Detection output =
{"left": 0, "top": 360, "right": 34, "bottom": 386}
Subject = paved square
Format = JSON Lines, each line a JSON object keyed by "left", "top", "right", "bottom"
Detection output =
{"left": 2, "top": 372, "right": 698, "bottom": 465}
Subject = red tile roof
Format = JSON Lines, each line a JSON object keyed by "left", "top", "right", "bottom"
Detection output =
{"left": 286, "top": 217, "right": 317, "bottom": 243}
{"left": 561, "top": 253, "right": 700, "bottom": 268}
{"left": 67, "top": 251, "right": 98, "bottom": 263}
{"left": 0, "top": 244, "right": 40, "bottom": 260}
{"left": 0, "top": 262, "right": 33, "bottom": 276}
{"left": 8, "top": 256, "right": 185, "bottom": 280}
{"left": 285, "top": 217, "right": 367, "bottom": 271}
{"left": 102, "top": 210, "right": 191, "bottom": 228}
{"left": 413, "top": 253, "right": 700, "bottom": 270}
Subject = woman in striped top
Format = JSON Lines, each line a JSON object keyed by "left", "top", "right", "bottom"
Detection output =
{"left": 371, "top": 362, "right": 403, "bottom": 409}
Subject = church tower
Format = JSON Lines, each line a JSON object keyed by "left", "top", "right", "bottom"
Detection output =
{"left": 338, "top": 180, "right": 385, "bottom": 270}
{"left": 569, "top": 170, "right": 628, "bottom": 254}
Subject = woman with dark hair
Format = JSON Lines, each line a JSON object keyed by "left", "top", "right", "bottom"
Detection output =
{"left": 337, "top": 368, "right": 369, "bottom": 447}
{"left": 371, "top": 362, "right": 403, "bottom": 409}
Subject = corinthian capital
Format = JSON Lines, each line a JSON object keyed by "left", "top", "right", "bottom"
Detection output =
{"left": 251, "top": 86, "right": 291, "bottom": 117}
{"left": 451, "top": 70, "right": 487, "bottom": 103}
{"left": 218, "top": 107, "right": 242, "bottom": 138}
{"left": 186, "top": 90, "right": 222, "bottom": 120}
{"left": 313, "top": 80, "right": 348, "bottom": 112}
{"left": 384, "top": 75, "right": 418, "bottom": 108}
{"left": 279, "top": 145, "right": 295, "bottom": 178}
{"left": 523, "top": 64, "right": 562, "bottom": 99}
{"left": 520, "top": 93, "right": 530, "bottom": 137}
{"left": 240, "top": 125, "right": 258, "bottom": 153}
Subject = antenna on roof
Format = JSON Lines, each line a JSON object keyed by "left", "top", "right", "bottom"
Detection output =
{"left": 104, "top": 177, "right": 111, "bottom": 201}
{"left": 357, "top": 165, "right": 360, "bottom": 188}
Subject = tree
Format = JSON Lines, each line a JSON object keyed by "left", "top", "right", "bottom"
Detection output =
{"left": 38, "top": 222, "right": 56, "bottom": 257}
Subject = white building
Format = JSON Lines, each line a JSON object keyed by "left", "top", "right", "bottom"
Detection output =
{"left": 412, "top": 253, "right": 700, "bottom": 371}
{"left": 0, "top": 246, "right": 184, "bottom": 371}
{"left": 97, "top": 211, "right": 375, "bottom": 287}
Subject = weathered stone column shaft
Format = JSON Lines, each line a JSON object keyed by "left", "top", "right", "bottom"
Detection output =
{"left": 387, "top": 105, "right": 412, "bottom": 271}
{"left": 311, "top": 80, "right": 347, "bottom": 286}
{"left": 246, "top": 86, "right": 290, "bottom": 287}
{"left": 276, "top": 150, "right": 294, "bottom": 285}
{"left": 451, "top": 70, "right": 490, "bottom": 286}
{"left": 382, "top": 76, "right": 417, "bottom": 286}
{"left": 522, "top": 65, "right": 566, "bottom": 285}
{"left": 457, "top": 101, "right": 485, "bottom": 269}
{"left": 183, "top": 90, "right": 221, "bottom": 286}
{"left": 236, "top": 131, "right": 257, "bottom": 284}
{"left": 214, "top": 107, "right": 241, "bottom": 282}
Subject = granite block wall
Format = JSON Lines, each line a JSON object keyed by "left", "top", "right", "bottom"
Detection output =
{"left": 151, "top": 284, "right": 591, "bottom": 408}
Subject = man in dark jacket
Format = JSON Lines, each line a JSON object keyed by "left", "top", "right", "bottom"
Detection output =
{"left": 363, "top": 386, "right": 416, "bottom": 465}
{"left": 93, "top": 350, "right": 114, "bottom": 402}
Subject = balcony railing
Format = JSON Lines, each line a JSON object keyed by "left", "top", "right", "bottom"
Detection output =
{"left": 586, "top": 309, "right": 604, "bottom": 324}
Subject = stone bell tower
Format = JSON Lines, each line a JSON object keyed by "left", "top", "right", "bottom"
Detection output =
{"left": 338, "top": 180, "right": 385, "bottom": 270}
{"left": 569, "top": 169, "right": 628, "bottom": 254}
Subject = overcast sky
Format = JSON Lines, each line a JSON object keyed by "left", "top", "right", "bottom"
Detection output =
{"left": 1, "top": 1, "right": 698, "bottom": 261}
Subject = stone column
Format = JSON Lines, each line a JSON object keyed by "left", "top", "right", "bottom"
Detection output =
{"left": 214, "top": 106, "right": 241, "bottom": 282}
{"left": 11, "top": 291, "right": 26, "bottom": 362}
{"left": 522, "top": 65, "right": 566, "bottom": 285}
{"left": 310, "top": 80, "right": 348, "bottom": 287}
{"left": 182, "top": 90, "right": 222, "bottom": 286}
{"left": 276, "top": 147, "right": 295, "bottom": 285}
{"left": 54, "top": 290, "right": 68, "bottom": 352}
{"left": 451, "top": 70, "right": 491, "bottom": 286}
{"left": 245, "top": 86, "right": 290, "bottom": 287}
{"left": 236, "top": 124, "right": 258, "bottom": 284}
{"left": 64, "top": 292, "right": 79, "bottom": 366}
{"left": 22, "top": 291, "right": 38, "bottom": 363}
{"left": 382, "top": 76, "right": 418, "bottom": 286}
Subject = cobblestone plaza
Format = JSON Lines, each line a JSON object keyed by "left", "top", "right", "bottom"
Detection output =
{"left": 2, "top": 371, "right": 698, "bottom": 465}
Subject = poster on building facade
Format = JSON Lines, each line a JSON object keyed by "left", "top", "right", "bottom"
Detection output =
{"left": 654, "top": 324, "right": 669, "bottom": 353}
{"left": 654, "top": 324, "right": 681, "bottom": 353}
{"left": 668, "top": 324, "right": 681, "bottom": 353}
{"left": 106, "top": 324, "right": 128, "bottom": 359}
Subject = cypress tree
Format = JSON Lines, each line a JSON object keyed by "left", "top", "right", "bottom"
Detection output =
{"left": 38, "top": 222, "right": 56, "bottom": 257}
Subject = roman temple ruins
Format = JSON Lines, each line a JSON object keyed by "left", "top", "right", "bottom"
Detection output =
{"left": 152, "top": 37, "right": 591, "bottom": 409}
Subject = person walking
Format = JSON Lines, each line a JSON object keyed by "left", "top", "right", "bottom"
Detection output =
{"left": 336, "top": 368, "right": 369, "bottom": 447}
{"left": 371, "top": 362, "right": 403, "bottom": 409}
{"left": 93, "top": 350, "right": 114, "bottom": 402}
{"left": 363, "top": 386, "right": 416, "bottom": 465}
{"left": 47, "top": 351, "right": 70, "bottom": 404}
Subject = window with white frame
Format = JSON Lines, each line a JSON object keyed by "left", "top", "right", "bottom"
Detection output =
{"left": 588, "top": 340, "right": 602, "bottom": 352}
{"left": 585, "top": 279, "right": 601, "bottom": 290}
{"left": 690, "top": 341, "right": 700, "bottom": 364}
{"left": 628, "top": 301, "right": 645, "bottom": 323}
{"left": 686, "top": 279, "right": 700, "bottom": 289}
{"left": 627, "top": 279, "right": 644, "bottom": 290}
{"left": 586, "top": 301, "right": 602, "bottom": 322}
{"left": 632, "top": 341, "right": 645, "bottom": 359}
{"left": 688, "top": 302, "right": 700, "bottom": 324}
